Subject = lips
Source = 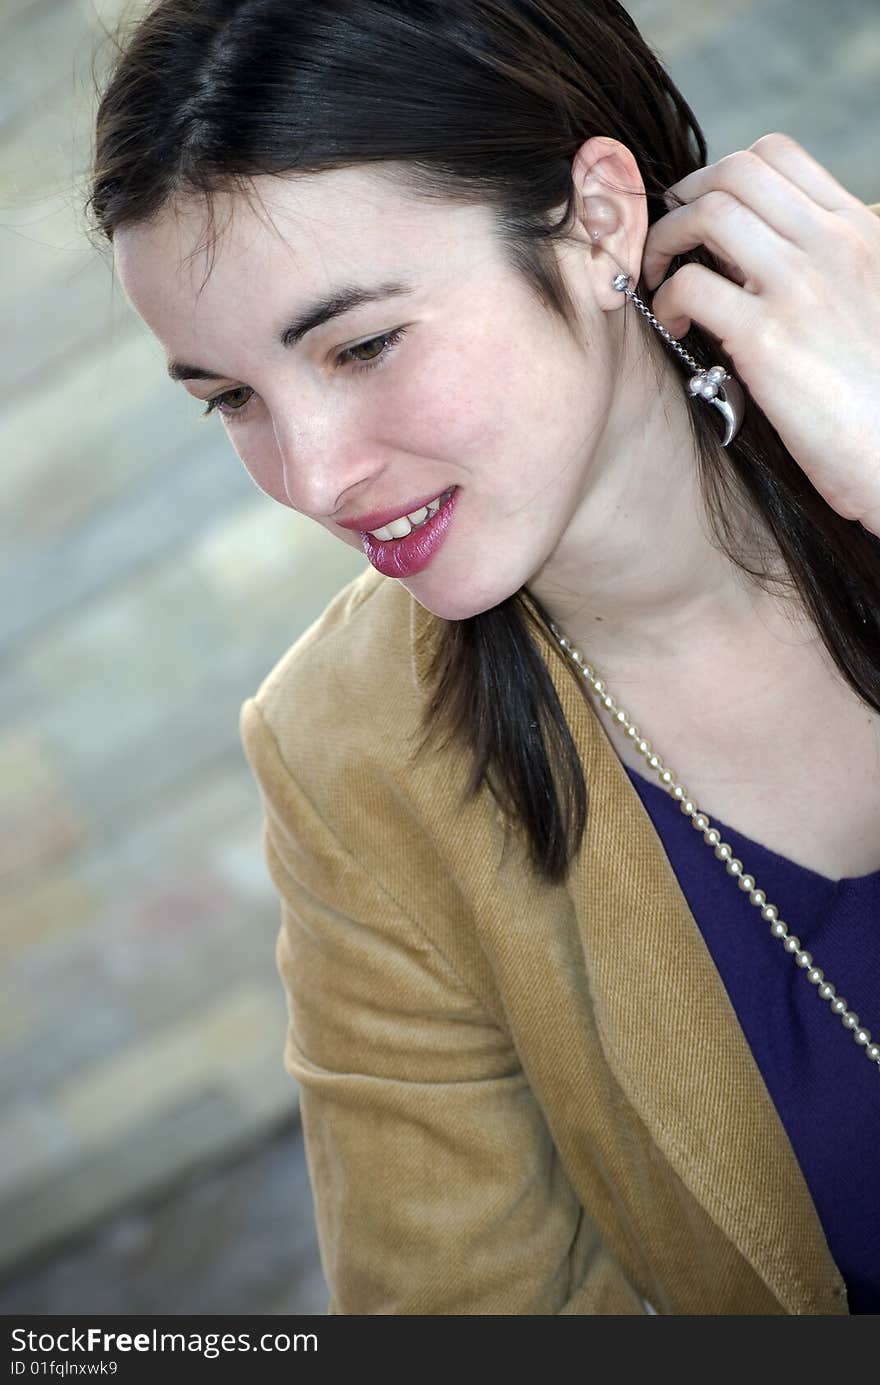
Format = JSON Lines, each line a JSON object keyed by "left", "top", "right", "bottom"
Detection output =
{"left": 335, "top": 486, "right": 457, "bottom": 534}
{"left": 360, "top": 483, "right": 459, "bottom": 579}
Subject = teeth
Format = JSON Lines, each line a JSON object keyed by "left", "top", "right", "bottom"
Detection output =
{"left": 368, "top": 488, "right": 453, "bottom": 540}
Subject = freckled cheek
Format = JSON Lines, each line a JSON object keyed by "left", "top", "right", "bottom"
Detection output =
{"left": 387, "top": 338, "right": 515, "bottom": 462}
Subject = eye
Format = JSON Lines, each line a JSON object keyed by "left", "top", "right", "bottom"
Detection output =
{"left": 199, "top": 326, "right": 408, "bottom": 422}
{"left": 200, "top": 386, "right": 255, "bottom": 420}
{"left": 336, "top": 325, "right": 408, "bottom": 372}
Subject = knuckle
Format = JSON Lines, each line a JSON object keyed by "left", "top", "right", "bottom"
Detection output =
{"left": 842, "top": 223, "right": 874, "bottom": 277}
{"left": 675, "top": 261, "right": 705, "bottom": 292}
{"left": 719, "top": 149, "right": 761, "bottom": 179}
{"left": 750, "top": 131, "right": 796, "bottom": 155}
{"left": 704, "top": 188, "right": 738, "bottom": 215}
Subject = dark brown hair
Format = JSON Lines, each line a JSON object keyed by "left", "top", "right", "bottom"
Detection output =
{"left": 86, "top": 0, "right": 879, "bottom": 884}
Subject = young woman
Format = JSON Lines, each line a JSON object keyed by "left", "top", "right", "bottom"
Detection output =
{"left": 87, "top": 1, "right": 880, "bottom": 1313}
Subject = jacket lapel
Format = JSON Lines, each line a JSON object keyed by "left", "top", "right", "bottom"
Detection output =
{"left": 410, "top": 585, "right": 849, "bottom": 1315}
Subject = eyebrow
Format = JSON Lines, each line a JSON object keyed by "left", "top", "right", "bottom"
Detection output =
{"left": 165, "top": 278, "right": 416, "bottom": 383}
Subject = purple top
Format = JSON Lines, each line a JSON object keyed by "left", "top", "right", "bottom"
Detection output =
{"left": 624, "top": 766, "right": 880, "bottom": 1315}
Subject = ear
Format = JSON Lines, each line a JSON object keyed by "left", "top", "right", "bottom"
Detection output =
{"left": 571, "top": 135, "right": 649, "bottom": 309}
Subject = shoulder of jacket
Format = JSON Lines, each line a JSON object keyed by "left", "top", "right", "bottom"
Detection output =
{"left": 238, "top": 564, "right": 510, "bottom": 1018}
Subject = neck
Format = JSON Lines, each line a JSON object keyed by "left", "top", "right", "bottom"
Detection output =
{"left": 527, "top": 333, "right": 803, "bottom": 676}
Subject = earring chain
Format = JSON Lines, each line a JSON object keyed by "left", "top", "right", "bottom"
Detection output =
{"left": 613, "top": 272, "right": 702, "bottom": 373}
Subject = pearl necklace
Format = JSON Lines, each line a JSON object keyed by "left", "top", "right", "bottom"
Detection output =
{"left": 547, "top": 620, "right": 880, "bottom": 1073}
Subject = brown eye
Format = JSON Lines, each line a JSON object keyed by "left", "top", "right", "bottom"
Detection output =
{"left": 336, "top": 326, "right": 408, "bottom": 373}
{"left": 201, "top": 386, "right": 254, "bottom": 418}
{"left": 348, "top": 337, "right": 386, "bottom": 363}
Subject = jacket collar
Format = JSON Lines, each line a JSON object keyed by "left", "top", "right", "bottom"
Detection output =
{"left": 410, "top": 585, "right": 849, "bottom": 1315}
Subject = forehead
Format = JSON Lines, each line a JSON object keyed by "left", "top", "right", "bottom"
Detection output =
{"left": 113, "top": 165, "right": 490, "bottom": 319}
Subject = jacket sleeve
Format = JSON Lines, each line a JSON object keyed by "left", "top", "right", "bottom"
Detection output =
{"left": 240, "top": 694, "right": 648, "bottom": 1315}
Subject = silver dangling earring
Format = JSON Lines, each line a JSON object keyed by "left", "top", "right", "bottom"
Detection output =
{"left": 611, "top": 270, "right": 746, "bottom": 446}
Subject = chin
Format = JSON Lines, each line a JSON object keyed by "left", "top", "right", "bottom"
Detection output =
{"left": 403, "top": 576, "right": 524, "bottom": 625}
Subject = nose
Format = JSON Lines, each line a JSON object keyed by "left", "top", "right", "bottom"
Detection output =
{"left": 273, "top": 410, "right": 375, "bottom": 521}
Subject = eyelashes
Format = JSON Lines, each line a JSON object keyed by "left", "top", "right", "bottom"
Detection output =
{"left": 200, "top": 386, "right": 255, "bottom": 420}
{"left": 340, "top": 325, "right": 408, "bottom": 372}
{"left": 199, "top": 325, "right": 409, "bottom": 422}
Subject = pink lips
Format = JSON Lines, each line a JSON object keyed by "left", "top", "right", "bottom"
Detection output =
{"left": 360, "top": 486, "right": 459, "bottom": 579}
{"left": 335, "top": 486, "right": 456, "bottom": 534}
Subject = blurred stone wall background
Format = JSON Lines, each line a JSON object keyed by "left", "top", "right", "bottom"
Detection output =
{"left": 0, "top": 0, "right": 877, "bottom": 1314}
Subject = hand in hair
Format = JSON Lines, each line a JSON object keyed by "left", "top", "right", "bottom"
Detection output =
{"left": 642, "top": 132, "right": 880, "bottom": 536}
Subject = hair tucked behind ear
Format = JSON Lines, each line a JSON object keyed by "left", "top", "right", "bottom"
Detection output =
{"left": 87, "top": 0, "right": 880, "bottom": 886}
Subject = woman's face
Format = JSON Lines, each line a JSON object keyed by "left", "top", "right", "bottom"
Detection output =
{"left": 114, "top": 163, "right": 622, "bottom": 622}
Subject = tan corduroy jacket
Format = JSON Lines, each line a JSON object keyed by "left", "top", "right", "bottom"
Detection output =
{"left": 238, "top": 556, "right": 866, "bottom": 1315}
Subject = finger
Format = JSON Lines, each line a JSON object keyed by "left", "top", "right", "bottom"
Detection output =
{"left": 649, "top": 261, "right": 754, "bottom": 352}
{"left": 663, "top": 147, "right": 831, "bottom": 252}
{"left": 748, "top": 132, "right": 863, "bottom": 214}
{"left": 642, "top": 191, "right": 793, "bottom": 293}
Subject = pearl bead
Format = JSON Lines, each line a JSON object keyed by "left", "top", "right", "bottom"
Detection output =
{"left": 688, "top": 375, "right": 704, "bottom": 394}
{"left": 771, "top": 921, "right": 788, "bottom": 938}
{"left": 855, "top": 1028, "right": 871, "bottom": 1046}
{"left": 726, "top": 858, "right": 743, "bottom": 876}
{"left": 715, "top": 842, "right": 731, "bottom": 861}
{"left": 784, "top": 936, "right": 801, "bottom": 953}
{"left": 842, "top": 1012, "right": 859, "bottom": 1030}
{"left": 739, "top": 874, "right": 755, "bottom": 891}
{"left": 693, "top": 814, "right": 709, "bottom": 831}
{"left": 831, "top": 997, "right": 848, "bottom": 1015}
{"left": 761, "top": 903, "right": 778, "bottom": 922}
{"left": 749, "top": 889, "right": 766, "bottom": 907}
{"left": 807, "top": 968, "right": 824, "bottom": 985}
{"left": 867, "top": 1044, "right": 880, "bottom": 1062}
{"left": 796, "top": 951, "right": 812, "bottom": 969}
{"left": 700, "top": 382, "right": 719, "bottom": 399}
{"left": 819, "top": 983, "right": 835, "bottom": 1000}
{"left": 705, "top": 828, "right": 720, "bottom": 846}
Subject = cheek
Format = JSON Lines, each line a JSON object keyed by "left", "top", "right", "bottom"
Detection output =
{"left": 226, "top": 429, "right": 292, "bottom": 507}
{"left": 382, "top": 324, "right": 525, "bottom": 464}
